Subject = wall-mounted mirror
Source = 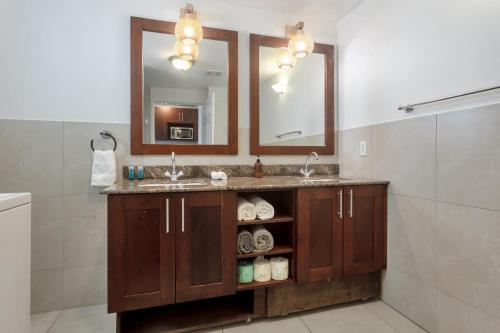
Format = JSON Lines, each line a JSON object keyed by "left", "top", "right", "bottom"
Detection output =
{"left": 250, "top": 34, "right": 334, "bottom": 155}
{"left": 131, "top": 17, "right": 238, "bottom": 155}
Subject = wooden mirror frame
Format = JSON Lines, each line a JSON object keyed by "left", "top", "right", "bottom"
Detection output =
{"left": 250, "top": 34, "right": 334, "bottom": 155}
{"left": 130, "top": 17, "right": 238, "bottom": 155}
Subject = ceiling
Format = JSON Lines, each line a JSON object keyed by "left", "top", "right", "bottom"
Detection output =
{"left": 210, "top": 0, "right": 364, "bottom": 24}
{"left": 143, "top": 31, "right": 228, "bottom": 90}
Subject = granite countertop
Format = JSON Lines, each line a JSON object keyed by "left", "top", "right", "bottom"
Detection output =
{"left": 101, "top": 176, "right": 389, "bottom": 195}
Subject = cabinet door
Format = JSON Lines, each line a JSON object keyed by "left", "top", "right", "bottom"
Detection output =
{"left": 175, "top": 192, "right": 236, "bottom": 303}
{"left": 343, "top": 185, "right": 386, "bottom": 276}
{"left": 297, "top": 188, "right": 343, "bottom": 283}
{"left": 108, "top": 194, "right": 175, "bottom": 312}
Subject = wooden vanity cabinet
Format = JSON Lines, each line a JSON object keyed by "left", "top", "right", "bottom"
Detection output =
{"left": 342, "top": 185, "right": 386, "bottom": 276}
{"left": 296, "top": 185, "right": 387, "bottom": 283}
{"left": 296, "top": 188, "right": 343, "bottom": 283}
{"left": 108, "top": 192, "right": 236, "bottom": 313}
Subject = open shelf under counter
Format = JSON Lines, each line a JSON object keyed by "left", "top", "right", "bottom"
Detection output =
{"left": 236, "top": 215, "right": 294, "bottom": 226}
{"left": 237, "top": 245, "right": 294, "bottom": 259}
{"left": 236, "top": 278, "right": 294, "bottom": 291}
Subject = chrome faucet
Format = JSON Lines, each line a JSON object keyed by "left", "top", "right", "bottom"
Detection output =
{"left": 165, "top": 152, "right": 184, "bottom": 181}
{"left": 300, "top": 152, "right": 319, "bottom": 178}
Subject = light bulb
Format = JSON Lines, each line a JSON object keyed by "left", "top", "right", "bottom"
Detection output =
{"left": 175, "top": 40, "right": 199, "bottom": 61}
{"left": 175, "top": 14, "right": 203, "bottom": 46}
{"left": 277, "top": 48, "right": 297, "bottom": 71}
{"left": 169, "top": 56, "right": 193, "bottom": 71}
{"left": 288, "top": 25, "right": 314, "bottom": 58}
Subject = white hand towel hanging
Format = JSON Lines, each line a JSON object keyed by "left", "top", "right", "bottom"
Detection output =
{"left": 91, "top": 150, "right": 117, "bottom": 186}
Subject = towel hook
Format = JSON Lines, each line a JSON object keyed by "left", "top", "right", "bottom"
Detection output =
{"left": 90, "top": 131, "right": 117, "bottom": 151}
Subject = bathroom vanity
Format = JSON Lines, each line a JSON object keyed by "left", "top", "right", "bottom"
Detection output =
{"left": 103, "top": 174, "right": 388, "bottom": 333}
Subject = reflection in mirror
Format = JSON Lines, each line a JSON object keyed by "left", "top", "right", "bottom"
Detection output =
{"left": 259, "top": 46, "right": 325, "bottom": 146}
{"left": 142, "top": 31, "right": 228, "bottom": 145}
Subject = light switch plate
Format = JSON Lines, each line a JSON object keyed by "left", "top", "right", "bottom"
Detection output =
{"left": 360, "top": 140, "right": 367, "bottom": 157}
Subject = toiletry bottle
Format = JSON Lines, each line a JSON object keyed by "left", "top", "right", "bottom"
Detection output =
{"left": 254, "top": 156, "right": 263, "bottom": 178}
{"left": 137, "top": 166, "right": 144, "bottom": 180}
{"left": 128, "top": 166, "right": 135, "bottom": 180}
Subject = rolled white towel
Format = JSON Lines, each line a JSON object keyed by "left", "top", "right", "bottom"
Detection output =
{"left": 251, "top": 225, "right": 274, "bottom": 253}
{"left": 246, "top": 195, "right": 275, "bottom": 220}
{"left": 210, "top": 171, "right": 228, "bottom": 180}
{"left": 237, "top": 197, "right": 257, "bottom": 221}
{"left": 91, "top": 150, "right": 116, "bottom": 187}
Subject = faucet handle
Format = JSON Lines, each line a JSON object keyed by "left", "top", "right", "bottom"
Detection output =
{"left": 176, "top": 171, "right": 184, "bottom": 179}
{"left": 165, "top": 170, "right": 172, "bottom": 178}
{"left": 300, "top": 169, "right": 307, "bottom": 177}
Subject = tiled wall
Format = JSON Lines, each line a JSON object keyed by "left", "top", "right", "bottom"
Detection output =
{"left": 0, "top": 119, "right": 337, "bottom": 314}
{"left": 338, "top": 104, "right": 500, "bottom": 333}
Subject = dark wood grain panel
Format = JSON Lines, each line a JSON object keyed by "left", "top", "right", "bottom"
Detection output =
{"left": 343, "top": 185, "right": 386, "bottom": 276}
{"left": 297, "top": 188, "right": 342, "bottom": 283}
{"left": 108, "top": 194, "right": 175, "bottom": 313}
{"left": 190, "top": 206, "right": 223, "bottom": 285}
{"left": 175, "top": 191, "right": 236, "bottom": 303}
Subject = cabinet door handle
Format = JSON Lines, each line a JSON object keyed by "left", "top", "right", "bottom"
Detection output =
{"left": 337, "top": 190, "right": 343, "bottom": 219}
{"left": 166, "top": 198, "right": 170, "bottom": 234}
{"left": 178, "top": 113, "right": 181, "bottom": 122}
{"left": 182, "top": 113, "right": 184, "bottom": 122}
{"left": 349, "top": 189, "right": 354, "bottom": 218}
{"left": 181, "top": 197, "right": 185, "bottom": 232}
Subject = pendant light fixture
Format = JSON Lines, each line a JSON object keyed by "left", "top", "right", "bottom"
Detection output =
{"left": 175, "top": 40, "right": 199, "bottom": 61}
{"left": 175, "top": 4, "right": 203, "bottom": 46}
{"left": 169, "top": 55, "right": 194, "bottom": 71}
{"left": 277, "top": 48, "right": 297, "bottom": 71}
{"left": 287, "top": 21, "right": 314, "bottom": 58}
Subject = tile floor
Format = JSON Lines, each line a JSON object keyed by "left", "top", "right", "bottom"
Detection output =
{"left": 31, "top": 299, "right": 427, "bottom": 333}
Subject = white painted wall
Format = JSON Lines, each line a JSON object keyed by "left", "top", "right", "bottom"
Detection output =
{"left": 338, "top": 0, "right": 500, "bottom": 130}
{"left": 0, "top": 0, "right": 336, "bottom": 126}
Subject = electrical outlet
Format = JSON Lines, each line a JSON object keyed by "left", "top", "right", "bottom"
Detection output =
{"left": 360, "top": 140, "right": 367, "bottom": 157}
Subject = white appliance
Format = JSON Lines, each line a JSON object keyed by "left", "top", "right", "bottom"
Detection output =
{"left": 0, "top": 193, "right": 31, "bottom": 333}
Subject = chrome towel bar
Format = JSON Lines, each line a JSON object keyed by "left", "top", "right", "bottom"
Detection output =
{"left": 398, "top": 85, "right": 500, "bottom": 112}
{"left": 275, "top": 130, "right": 302, "bottom": 139}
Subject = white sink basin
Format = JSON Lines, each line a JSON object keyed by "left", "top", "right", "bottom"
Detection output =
{"left": 138, "top": 182, "right": 207, "bottom": 188}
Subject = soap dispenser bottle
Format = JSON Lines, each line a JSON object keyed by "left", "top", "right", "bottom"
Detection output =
{"left": 254, "top": 156, "right": 263, "bottom": 178}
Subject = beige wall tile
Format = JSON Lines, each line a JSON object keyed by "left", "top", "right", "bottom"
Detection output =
{"left": 0, "top": 119, "right": 63, "bottom": 195}
{"left": 437, "top": 291, "right": 500, "bottom": 333}
{"left": 372, "top": 116, "right": 437, "bottom": 200}
{"left": 30, "top": 310, "right": 60, "bottom": 333}
{"left": 31, "top": 195, "right": 63, "bottom": 221}
{"left": 63, "top": 265, "right": 107, "bottom": 309}
{"left": 63, "top": 194, "right": 106, "bottom": 219}
{"left": 31, "top": 269, "right": 64, "bottom": 314}
{"left": 338, "top": 126, "right": 374, "bottom": 178}
{"left": 63, "top": 216, "right": 106, "bottom": 267}
{"left": 437, "top": 105, "right": 500, "bottom": 210}
{"left": 381, "top": 267, "right": 437, "bottom": 333}
{"left": 387, "top": 194, "right": 437, "bottom": 286}
{"left": 437, "top": 202, "right": 500, "bottom": 319}
{"left": 63, "top": 122, "right": 142, "bottom": 195}
{"left": 32, "top": 217, "right": 63, "bottom": 271}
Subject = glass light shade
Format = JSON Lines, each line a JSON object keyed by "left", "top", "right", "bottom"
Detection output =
{"left": 169, "top": 56, "right": 193, "bottom": 71}
{"left": 272, "top": 80, "right": 287, "bottom": 94}
{"left": 175, "top": 40, "right": 199, "bottom": 61}
{"left": 277, "top": 49, "right": 296, "bottom": 71}
{"left": 288, "top": 32, "right": 314, "bottom": 58}
{"left": 175, "top": 15, "right": 203, "bottom": 46}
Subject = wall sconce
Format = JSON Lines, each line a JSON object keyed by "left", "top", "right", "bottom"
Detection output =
{"left": 286, "top": 22, "right": 314, "bottom": 58}
{"left": 169, "top": 55, "right": 194, "bottom": 71}
{"left": 175, "top": 40, "right": 199, "bottom": 61}
{"left": 272, "top": 80, "right": 288, "bottom": 94}
{"left": 277, "top": 48, "right": 296, "bottom": 71}
{"left": 175, "top": 4, "right": 203, "bottom": 46}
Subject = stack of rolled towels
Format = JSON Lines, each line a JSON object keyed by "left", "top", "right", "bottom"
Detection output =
{"left": 237, "top": 226, "right": 274, "bottom": 254}
{"left": 238, "top": 256, "right": 289, "bottom": 284}
{"left": 237, "top": 195, "right": 275, "bottom": 221}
